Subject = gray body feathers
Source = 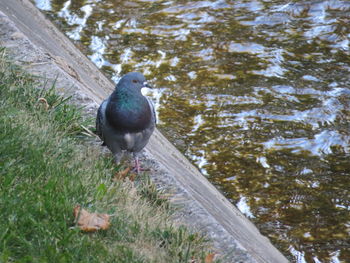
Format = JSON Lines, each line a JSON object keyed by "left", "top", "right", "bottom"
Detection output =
{"left": 96, "top": 98, "right": 155, "bottom": 157}
{"left": 96, "top": 72, "right": 156, "bottom": 163}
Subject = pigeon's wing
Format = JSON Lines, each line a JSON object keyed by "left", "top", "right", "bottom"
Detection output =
{"left": 146, "top": 97, "right": 157, "bottom": 124}
{"left": 130, "top": 97, "right": 156, "bottom": 153}
{"left": 96, "top": 99, "right": 108, "bottom": 145}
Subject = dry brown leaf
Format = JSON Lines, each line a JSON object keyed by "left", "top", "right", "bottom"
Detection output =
{"left": 37, "top": 97, "right": 49, "bottom": 110}
{"left": 205, "top": 253, "right": 216, "bottom": 263}
{"left": 113, "top": 167, "right": 131, "bottom": 181}
{"left": 128, "top": 172, "right": 137, "bottom": 182}
{"left": 73, "top": 205, "right": 110, "bottom": 232}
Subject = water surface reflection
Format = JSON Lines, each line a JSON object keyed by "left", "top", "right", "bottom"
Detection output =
{"left": 35, "top": 0, "right": 350, "bottom": 261}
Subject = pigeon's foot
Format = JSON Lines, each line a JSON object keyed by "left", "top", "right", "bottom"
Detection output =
{"left": 134, "top": 157, "right": 141, "bottom": 174}
{"left": 132, "top": 157, "right": 150, "bottom": 174}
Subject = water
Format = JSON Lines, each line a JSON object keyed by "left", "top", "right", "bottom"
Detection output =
{"left": 35, "top": 0, "right": 350, "bottom": 261}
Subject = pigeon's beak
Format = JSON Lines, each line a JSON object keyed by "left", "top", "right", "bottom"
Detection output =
{"left": 143, "top": 81, "right": 152, "bottom": 89}
{"left": 141, "top": 81, "right": 153, "bottom": 96}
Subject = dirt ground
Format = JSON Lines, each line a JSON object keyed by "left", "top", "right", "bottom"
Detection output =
{"left": 0, "top": 0, "right": 288, "bottom": 262}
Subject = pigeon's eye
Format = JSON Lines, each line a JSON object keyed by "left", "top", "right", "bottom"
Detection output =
{"left": 133, "top": 79, "right": 138, "bottom": 83}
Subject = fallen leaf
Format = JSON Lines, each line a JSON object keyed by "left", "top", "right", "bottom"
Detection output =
{"left": 113, "top": 167, "right": 131, "bottom": 181}
{"left": 205, "top": 253, "right": 216, "bottom": 263}
{"left": 37, "top": 97, "right": 49, "bottom": 110}
{"left": 128, "top": 172, "right": 137, "bottom": 182}
{"left": 73, "top": 205, "right": 110, "bottom": 232}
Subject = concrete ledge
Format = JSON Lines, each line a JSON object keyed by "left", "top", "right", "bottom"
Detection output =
{"left": 0, "top": 0, "right": 288, "bottom": 262}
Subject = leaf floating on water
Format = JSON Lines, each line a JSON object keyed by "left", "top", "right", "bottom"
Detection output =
{"left": 73, "top": 205, "right": 110, "bottom": 232}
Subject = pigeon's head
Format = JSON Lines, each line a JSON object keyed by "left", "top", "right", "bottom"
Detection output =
{"left": 117, "top": 72, "right": 151, "bottom": 92}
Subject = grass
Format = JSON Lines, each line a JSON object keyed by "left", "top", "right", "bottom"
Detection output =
{"left": 0, "top": 48, "right": 212, "bottom": 262}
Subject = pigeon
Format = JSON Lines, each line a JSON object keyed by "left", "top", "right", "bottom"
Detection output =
{"left": 96, "top": 72, "right": 156, "bottom": 173}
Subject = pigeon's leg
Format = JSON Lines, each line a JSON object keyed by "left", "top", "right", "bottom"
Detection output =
{"left": 134, "top": 156, "right": 141, "bottom": 174}
{"left": 114, "top": 151, "right": 123, "bottom": 164}
{"left": 132, "top": 152, "right": 149, "bottom": 174}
